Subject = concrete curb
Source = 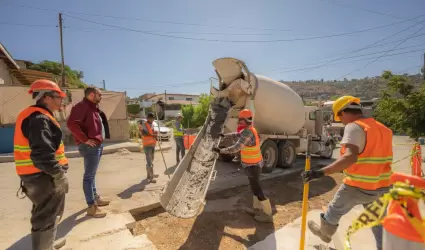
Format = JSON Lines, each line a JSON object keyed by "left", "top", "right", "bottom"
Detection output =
{"left": 0, "top": 145, "right": 172, "bottom": 163}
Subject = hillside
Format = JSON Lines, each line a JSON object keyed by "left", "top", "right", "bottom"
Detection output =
{"left": 282, "top": 73, "right": 423, "bottom": 100}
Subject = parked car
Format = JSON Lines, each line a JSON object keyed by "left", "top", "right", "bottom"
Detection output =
{"left": 140, "top": 119, "right": 172, "bottom": 141}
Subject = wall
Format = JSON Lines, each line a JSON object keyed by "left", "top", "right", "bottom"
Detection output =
{"left": 0, "top": 60, "right": 13, "bottom": 85}
{"left": 0, "top": 86, "right": 129, "bottom": 144}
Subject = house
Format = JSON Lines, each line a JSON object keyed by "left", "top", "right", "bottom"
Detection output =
{"left": 147, "top": 93, "right": 200, "bottom": 105}
{"left": 0, "top": 42, "right": 55, "bottom": 86}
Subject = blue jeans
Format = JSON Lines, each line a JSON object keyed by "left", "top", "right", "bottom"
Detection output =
{"left": 324, "top": 184, "right": 389, "bottom": 250}
{"left": 144, "top": 146, "right": 155, "bottom": 169}
{"left": 78, "top": 144, "right": 103, "bottom": 206}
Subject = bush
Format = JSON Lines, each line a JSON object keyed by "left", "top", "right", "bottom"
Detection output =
{"left": 129, "top": 122, "right": 140, "bottom": 139}
{"left": 127, "top": 104, "right": 140, "bottom": 115}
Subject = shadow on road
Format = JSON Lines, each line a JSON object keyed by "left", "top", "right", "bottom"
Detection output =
{"left": 6, "top": 208, "right": 88, "bottom": 250}
{"left": 177, "top": 161, "right": 337, "bottom": 250}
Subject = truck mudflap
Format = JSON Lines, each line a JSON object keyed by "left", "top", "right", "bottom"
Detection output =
{"left": 159, "top": 99, "right": 230, "bottom": 218}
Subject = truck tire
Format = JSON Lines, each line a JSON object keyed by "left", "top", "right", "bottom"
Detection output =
{"left": 278, "top": 141, "right": 296, "bottom": 168}
{"left": 321, "top": 140, "right": 335, "bottom": 159}
{"left": 261, "top": 140, "right": 278, "bottom": 173}
{"left": 219, "top": 154, "right": 234, "bottom": 162}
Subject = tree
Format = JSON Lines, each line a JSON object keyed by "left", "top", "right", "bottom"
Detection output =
{"left": 127, "top": 104, "right": 140, "bottom": 115}
{"left": 26, "top": 60, "right": 87, "bottom": 88}
{"left": 181, "top": 94, "right": 214, "bottom": 128}
{"left": 375, "top": 70, "right": 425, "bottom": 139}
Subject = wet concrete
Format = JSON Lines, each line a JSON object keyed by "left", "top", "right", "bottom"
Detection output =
{"left": 164, "top": 99, "right": 230, "bottom": 218}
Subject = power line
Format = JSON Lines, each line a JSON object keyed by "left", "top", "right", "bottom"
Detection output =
{"left": 0, "top": 21, "right": 55, "bottom": 28}
{"left": 268, "top": 32, "right": 425, "bottom": 72}
{"left": 63, "top": 13, "right": 425, "bottom": 43}
{"left": 285, "top": 16, "right": 425, "bottom": 76}
{"left": 110, "top": 79, "right": 210, "bottom": 91}
{"left": 271, "top": 48, "right": 425, "bottom": 76}
{"left": 269, "top": 43, "right": 425, "bottom": 74}
{"left": 318, "top": 0, "right": 404, "bottom": 20}
{"left": 2, "top": 3, "right": 292, "bottom": 32}
{"left": 336, "top": 23, "right": 425, "bottom": 79}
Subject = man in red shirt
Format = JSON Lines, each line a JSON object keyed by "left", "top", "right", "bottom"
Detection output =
{"left": 67, "top": 87, "right": 110, "bottom": 218}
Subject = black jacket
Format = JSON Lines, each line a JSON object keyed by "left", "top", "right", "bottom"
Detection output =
{"left": 20, "top": 105, "right": 66, "bottom": 177}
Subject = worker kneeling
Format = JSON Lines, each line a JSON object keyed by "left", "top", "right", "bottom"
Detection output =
{"left": 301, "top": 96, "right": 393, "bottom": 250}
{"left": 213, "top": 109, "right": 272, "bottom": 223}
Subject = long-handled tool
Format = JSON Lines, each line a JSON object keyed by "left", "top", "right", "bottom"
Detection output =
{"left": 300, "top": 134, "right": 312, "bottom": 250}
{"left": 154, "top": 107, "right": 170, "bottom": 179}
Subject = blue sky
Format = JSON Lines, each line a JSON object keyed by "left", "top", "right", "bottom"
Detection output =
{"left": 1, "top": 0, "right": 424, "bottom": 98}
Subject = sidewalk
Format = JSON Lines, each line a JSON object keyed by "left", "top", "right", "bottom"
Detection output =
{"left": 249, "top": 207, "right": 376, "bottom": 250}
{"left": 0, "top": 141, "right": 171, "bottom": 163}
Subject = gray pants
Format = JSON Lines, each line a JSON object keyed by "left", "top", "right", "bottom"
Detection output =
{"left": 383, "top": 229, "right": 425, "bottom": 250}
{"left": 144, "top": 146, "right": 155, "bottom": 169}
{"left": 324, "top": 184, "right": 389, "bottom": 250}
{"left": 175, "top": 137, "right": 185, "bottom": 162}
{"left": 21, "top": 173, "right": 66, "bottom": 249}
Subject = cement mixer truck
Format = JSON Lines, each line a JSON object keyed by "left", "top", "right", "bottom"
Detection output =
{"left": 211, "top": 57, "right": 336, "bottom": 173}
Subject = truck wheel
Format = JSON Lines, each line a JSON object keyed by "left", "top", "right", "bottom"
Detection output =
{"left": 219, "top": 154, "right": 234, "bottom": 162}
{"left": 279, "top": 141, "right": 296, "bottom": 168}
{"left": 320, "top": 141, "right": 335, "bottom": 159}
{"left": 261, "top": 140, "right": 278, "bottom": 173}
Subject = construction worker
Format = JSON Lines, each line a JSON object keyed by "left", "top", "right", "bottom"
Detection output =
{"left": 301, "top": 96, "right": 393, "bottom": 250}
{"left": 173, "top": 113, "right": 185, "bottom": 164}
{"left": 14, "top": 80, "right": 69, "bottom": 250}
{"left": 213, "top": 109, "right": 272, "bottom": 223}
{"left": 67, "top": 87, "right": 111, "bottom": 218}
{"left": 140, "top": 112, "right": 158, "bottom": 183}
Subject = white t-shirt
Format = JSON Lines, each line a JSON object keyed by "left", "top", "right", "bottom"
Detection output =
{"left": 340, "top": 123, "right": 366, "bottom": 153}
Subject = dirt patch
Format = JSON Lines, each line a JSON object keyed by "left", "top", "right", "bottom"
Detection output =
{"left": 133, "top": 172, "right": 343, "bottom": 250}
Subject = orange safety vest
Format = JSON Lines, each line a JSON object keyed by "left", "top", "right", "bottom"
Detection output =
{"left": 142, "top": 122, "right": 156, "bottom": 147}
{"left": 382, "top": 173, "right": 425, "bottom": 243}
{"left": 240, "top": 126, "right": 263, "bottom": 165}
{"left": 341, "top": 118, "right": 393, "bottom": 190}
{"left": 14, "top": 107, "right": 68, "bottom": 176}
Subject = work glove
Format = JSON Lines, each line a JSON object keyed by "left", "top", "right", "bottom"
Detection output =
{"left": 218, "top": 133, "right": 225, "bottom": 137}
{"left": 301, "top": 169, "right": 324, "bottom": 183}
{"left": 52, "top": 172, "right": 69, "bottom": 194}
{"left": 212, "top": 147, "right": 221, "bottom": 154}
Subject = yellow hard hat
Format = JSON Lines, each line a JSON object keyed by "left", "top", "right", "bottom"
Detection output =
{"left": 332, "top": 96, "right": 360, "bottom": 122}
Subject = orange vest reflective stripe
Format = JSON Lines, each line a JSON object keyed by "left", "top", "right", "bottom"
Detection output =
{"left": 14, "top": 107, "right": 69, "bottom": 176}
{"left": 382, "top": 173, "right": 425, "bottom": 243}
{"left": 341, "top": 118, "right": 393, "bottom": 190}
{"left": 142, "top": 122, "right": 156, "bottom": 147}
{"left": 240, "top": 126, "right": 263, "bottom": 165}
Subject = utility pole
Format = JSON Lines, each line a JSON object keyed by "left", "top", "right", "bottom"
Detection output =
{"left": 423, "top": 52, "right": 425, "bottom": 80}
{"left": 102, "top": 80, "right": 106, "bottom": 89}
{"left": 59, "top": 13, "right": 65, "bottom": 87}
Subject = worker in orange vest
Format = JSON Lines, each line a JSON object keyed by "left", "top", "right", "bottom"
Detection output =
{"left": 14, "top": 80, "right": 69, "bottom": 250}
{"left": 382, "top": 172, "right": 424, "bottom": 250}
{"left": 301, "top": 96, "right": 393, "bottom": 250}
{"left": 213, "top": 109, "right": 272, "bottom": 223}
{"left": 139, "top": 112, "right": 158, "bottom": 183}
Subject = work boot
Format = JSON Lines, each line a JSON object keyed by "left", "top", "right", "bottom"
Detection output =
{"left": 147, "top": 168, "right": 158, "bottom": 183}
{"left": 54, "top": 238, "right": 66, "bottom": 249}
{"left": 86, "top": 204, "right": 107, "bottom": 218}
{"left": 308, "top": 213, "right": 338, "bottom": 243}
{"left": 254, "top": 198, "right": 273, "bottom": 223}
{"left": 95, "top": 195, "right": 110, "bottom": 207}
{"left": 244, "top": 195, "right": 261, "bottom": 216}
{"left": 32, "top": 228, "right": 55, "bottom": 250}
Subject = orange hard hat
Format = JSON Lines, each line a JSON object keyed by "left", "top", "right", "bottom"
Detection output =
{"left": 28, "top": 79, "right": 66, "bottom": 97}
{"left": 239, "top": 109, "right": 253, "bottom": 119}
